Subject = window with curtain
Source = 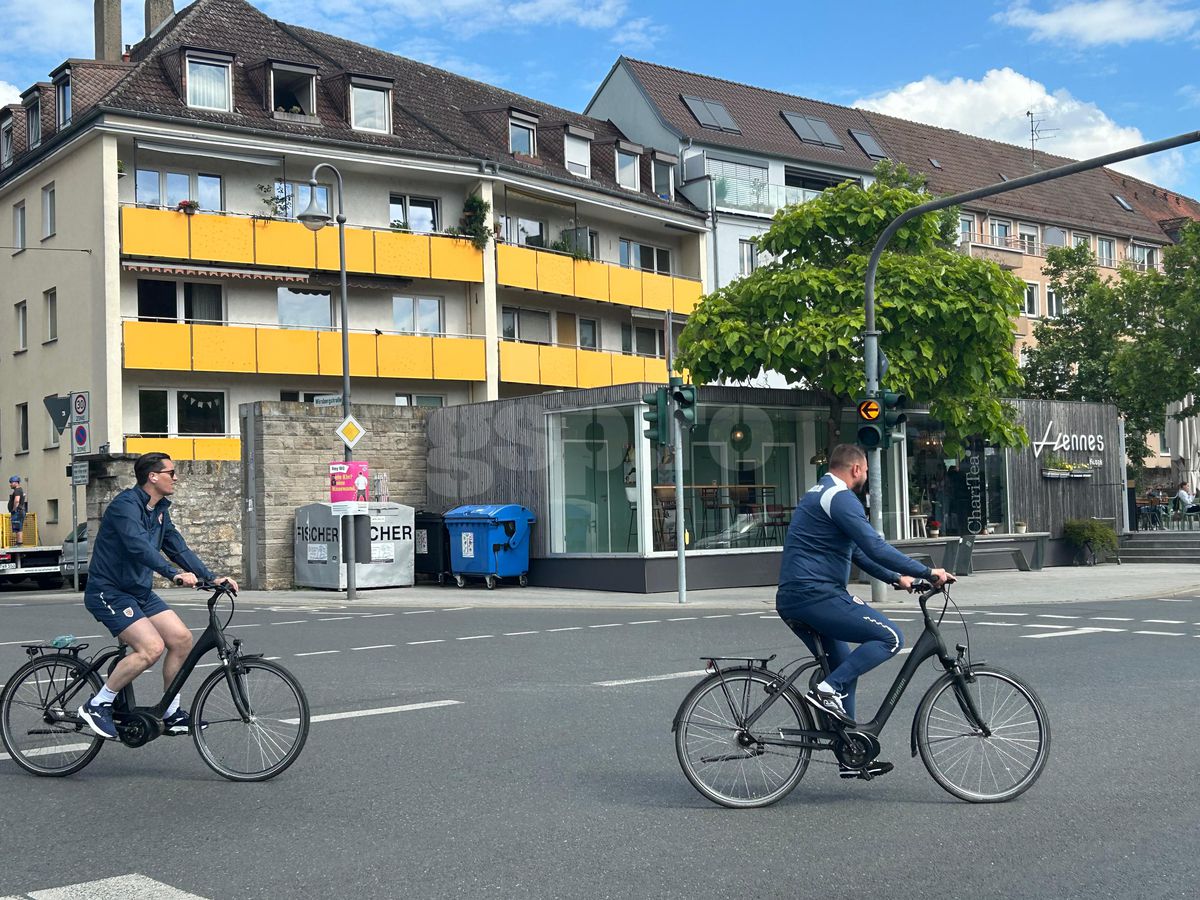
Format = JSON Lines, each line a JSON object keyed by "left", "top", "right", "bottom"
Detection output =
{"left": 186, "top": 60, "right": 231, "bottom": 111}
{"left": 26, "top": 100, "right": 40, "bottom": 147}
{"left": 351, "top": 85, "right": 389, "bottom": 132}
{"left": 184, "top": 283, "right": 222, "bottom": 323}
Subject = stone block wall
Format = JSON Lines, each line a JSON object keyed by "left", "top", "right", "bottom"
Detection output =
{"left": 241, "top": 402, "right": 430, "bottom": 590}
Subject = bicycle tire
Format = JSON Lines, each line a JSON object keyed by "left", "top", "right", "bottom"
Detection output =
{"left": 674, "top": 667, "right": 813, "bottom": 808}
{"left": 192, "top": 658, "right": 309, "bottom": 782}
{"left": 915, "top": 664, "right": 1050, "bottom": 803}
{"left": 0, "top": 655, "right": 104, "bottom": 777}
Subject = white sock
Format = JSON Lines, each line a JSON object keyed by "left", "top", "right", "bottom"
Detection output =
{"left": 165, "top": 695, "right": 181, "bottom": 716}
{"left": 817, "top": 680, "right": 837, "bottom": 695}
{"left": 94, "top": 685, "right": 118, "bottom": 705}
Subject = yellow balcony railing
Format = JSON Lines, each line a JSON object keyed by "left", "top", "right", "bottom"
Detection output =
{"left": 124, "top": 436, "right": 241, "bottom": 461}
{"left": 499, "top": 341, "right": 670, "bottom": 388}
{"left": 121, "top": 207, "right": 484, "bottom": 283}
{"left": 123, "top": 321, "right": 487, "bottom": 381}
{"left": 496, "top": 245, "right": 703, "bottom": 314}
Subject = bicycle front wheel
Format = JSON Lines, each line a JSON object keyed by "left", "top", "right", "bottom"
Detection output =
{"left": 192, "top": 658, "right": 309, "bottom": 782}
{"left": 916, "top": 665, "right": 1050, "bottom": 803}
{"left": 674, "top": 668, "right": 813, "bottom": 808}
{"left": 0, "top": 655, "right": 103, "bottom": 777}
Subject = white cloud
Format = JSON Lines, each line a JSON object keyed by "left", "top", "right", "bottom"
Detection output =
{"left": 396, "top": 37, "right": 507, "bottom": 87}
{"left": 995, "top": 0, "right": 1200, "bottom": 46}
{"left": 0, "top": 80, "right": 20, "bottom": 106}
{"left": 609, "top": 16, "right": 667, "bottom": 52}
{"left": 1177, "top": 84, "right": 1200, "bottom": 108}
{"left": 855, "top": 67, "right": 1186, "bottom": 189}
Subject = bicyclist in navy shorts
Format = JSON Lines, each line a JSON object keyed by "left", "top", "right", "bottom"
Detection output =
{"left": 777, "top": 443, "right": 951, "bottom": 779}
{"left": 78, "top": 452, "right": 238, "bottom": 740}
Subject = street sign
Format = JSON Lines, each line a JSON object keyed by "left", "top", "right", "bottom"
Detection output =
{"left": 71, "top": 461, "right": 89, "bottom": 486}
{"left": 43, "top": 395, "right": 70, "bottom": 435}
{"left": 857, "top": 399, "right": 881, "bottom": 421}
{"left": 72, "top": 423, "right": 92, "bottom": 455}
{"left": 314, "top": 394, "right": 343, "bottom": 408}
{"left": 70, "top": 391, "right": 90, "bottom": 425}
{"left": 336, "top": 415, "right": 365, "bottom": 450}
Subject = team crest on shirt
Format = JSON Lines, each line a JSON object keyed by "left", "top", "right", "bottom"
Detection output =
{"left": 123, "top": 608, "right": 134, "bottom": 617}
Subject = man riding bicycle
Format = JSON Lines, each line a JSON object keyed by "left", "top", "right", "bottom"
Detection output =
{"left": 78, "top": 452, "right": 238, "bottom": 740}
{"left": 777, "top": 443, "right": 951, "bottom": 779}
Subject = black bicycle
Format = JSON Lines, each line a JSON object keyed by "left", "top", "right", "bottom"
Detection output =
{"left": 0, "top": 582, "right": 309, "bottom": 781}
{"left": 672, "top": 582, "right": 1050, "bottom": 806}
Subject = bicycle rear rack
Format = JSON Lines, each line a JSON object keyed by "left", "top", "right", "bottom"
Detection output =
{"left": 702, "top": 654, "right": 777, "bottom": 670}
{"left": 21, "top": 641, "right": 89, "bottom": 659}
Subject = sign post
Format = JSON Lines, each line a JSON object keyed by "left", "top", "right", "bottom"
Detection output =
{"left": 68, "top": 392, "right": 90, "bottom": 593}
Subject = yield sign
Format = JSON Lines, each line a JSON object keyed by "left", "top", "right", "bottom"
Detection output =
{"left": 336, "top": 415, "right": 366, "bottom": 450}
{"left": 857, "top": 399, "right": 881, "bottom": 421}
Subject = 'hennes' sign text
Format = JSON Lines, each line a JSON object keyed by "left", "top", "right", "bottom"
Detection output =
{"left": 1032, "top": 421, "right": 1105, "bottom": 458}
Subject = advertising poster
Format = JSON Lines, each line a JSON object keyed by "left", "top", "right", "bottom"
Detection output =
{"left": 329, "top": 461, "right": 370, "bottom": 503}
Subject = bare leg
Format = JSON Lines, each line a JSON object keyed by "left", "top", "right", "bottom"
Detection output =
{"left": 149, "top": 609, "right": 194, "bottom": 695}
{"left": 106, "top": 619, "right": 166, "bottom": 692}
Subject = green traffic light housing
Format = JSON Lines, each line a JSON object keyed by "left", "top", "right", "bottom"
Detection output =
{"left": 642, "top": 387, "right": 669, "bottom": 445}
{"left": 671, "top": 383, "right": 697, "bottom": 429}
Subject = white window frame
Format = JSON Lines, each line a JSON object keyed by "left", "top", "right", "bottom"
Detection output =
{"left": 1097, "top": 237, "right": 1116, "bottom": 267}
{"left": 136, "top": 169, "right": 224, "bottom": 210}
{"left": 958, "top": 214, "right": 974, "bottom": 245}
{"left": 501, "top": 305, "right": 553, "bottom": 344}
{"left": 1046, "top": 288, "right": 1062, "bottom": 319}
{"left": 276, "top": 286, "right": 332, "bottom": 330}
{"left": 269, "top": 64, "right": 317, "bottom": 117}
{"left": 616, "top": 148, "right": 640, "bottom": 191}
{"left": 136, "top": 279, "right": 227, "bottom": 324}
{"left": 389, "top": 193, "right": 440, "bottom": 233}
{"left": 1073, "top": 232, "right": 1092, "bottom": 251}
{"left": 185, "top": 57, "right": 233, "bottom": 112}
{"left": 137, "top": 387, "right": 229, "bottom": 437}
{"left": 0, "top": 118, "right": 12, "bottom": 167}
{"left": 989, "top": 218, "right": 1012, "bottom": 244}
{"left": 12, "top": 201, "right": 25, "bottom": 251}
{"left": 55, "top": 78, "right": 71, "bottom": 127}
{"left": 564, "top": 134, "right": 591, "bottom": 178}
{"left": 619, "top": 238, "right": 671, "bottom": 275}
{"left": 1017, "top": 223, "right": 1039, "bottom": 254}
{"left": 577, "top": 315, "right": 599, "bottom": 350}
{"left": 652, "top": 158, "right": 674, "bottom": 200}
{"left": 392, "top": 295, "right": 443, "bottom": 336}
{"left": 349, "top": 82, "right": 392, "bottom": 134}
{"left": 394, "top": 394, "right": 446, "bottom": 408}
{"left": 16, "top": 402, "right": 28, "bottom": 453}
{"left": 739, "top": 239, "right": 758, "bottom": 276}
{"left": 15, "top": 301, "right": 27, "bottom": 351}
{"left": 1131, "top": 243, "right": 1159, "bottom": 270}
{"left": 25, "top": 98, "right": 40, "bottom": 149}
{"left": 280, "top": 391, "right": 326, "bottom": 403}
{"left": 509, "top": 120, "right": 536, "bottom": 156}
{"left": 41, "top": 182, "right": 55, "bottom": 239}
{"left": 621, "top": 322, "right": 665, "bottom": 358}
{"left": 44, "top": 288, "right": 56, "bottom": 343}
{"left": 1023, "top": 282, "right": 1039, "bottom": 318}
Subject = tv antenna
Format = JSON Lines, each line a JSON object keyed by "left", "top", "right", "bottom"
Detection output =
{"left": 1027, "top": 110, "right": 1059, "bottom": 165}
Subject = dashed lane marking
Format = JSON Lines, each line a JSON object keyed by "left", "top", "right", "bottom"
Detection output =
{"left": 407, "top": 639, "right": 444, "bottom": 645}
{"left": 704, "top": 614, "right": 732, "bottom": 619}
{"left": 0, "top": 639, "right": 40, "bottom": 645}
{"left": 1157, "top": 597, "right": 1193, "bottom": 602}
{"left": 295, "top": 650, "right": 340, "bottom": 656}
{"left": 1144, "top": 619, "right": 1185, "bottom": 624}
{"left": 1038, "top": 614, "right": 1080, "bottom": 619}
{"left": 976, "top": 622, "right": 1018, "bottom": 627}
{"left": 594, "top": 670, "right": 708, "bottom": 687}
{"left": 361, "top": 613, "right": 394, "bottom": 618}
{"left": 1025, "top": 624, "right": 1074, "bottom": 630}
{"left": 457, "top": 635, "right": 493, "bottom": 641}
{"left": 1092, "top": 617, "right": 1133, "bottom": 621}
{"left": 1026, "top": 627, "right": 1126, "bottom": 639}
{"left": 403, "top": 610, "right": 435, "bottom": 615}
{"left": 546, "top": 627, "right": 581, "bottom": 632}
{"left": 1133, "top": 630, "right": 1185, "bottom": 636}
{"left": 737, "top": 611, "right": 762, "bottom": 616}
{"left": 285, "top": 699, "right": 462, "bottom": 725}
{"left": 318, "top": 617, "right": 353, "bottom": 621}
{"left": 588, "top": 623, "right": 622, "bottom": 629}
{"left": 443, "top": 607, "right": 472, "bottom": 612}
{"left": 669, "top": 617, "right": 698, "bottom": 621}
{"left": 983, "top": 611, "right": 1027, "bottom": 616}
{"left": 272, "top": 620, "right": 307, "bottom": 625}
{"left": 225, "top": 623, "right": 260, "bottom": 629}
{"left": 629, "top": 620, "right": 661, "bottom": 625}
{"left": 503, "top": 631, "right": 539, "bottom": 636}
{"left": 351, "top": 644, "right": 396, "bottom": 651}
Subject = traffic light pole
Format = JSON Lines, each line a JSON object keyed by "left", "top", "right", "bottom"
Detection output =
{"left": 666, "top": 311, "right": 687, "bottom": 605}
{"left": 863, "top": 128, "right": 1200, "bottom": 604}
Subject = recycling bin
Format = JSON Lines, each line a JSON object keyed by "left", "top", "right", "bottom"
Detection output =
{"left": 294, "top": 502, "right": 415, "bottom": 589}
{"left": 414, "top": 509, "right": 451, "bottom": 584}
{"left": 443, "top": 504, "right": 536, "bottom": 590}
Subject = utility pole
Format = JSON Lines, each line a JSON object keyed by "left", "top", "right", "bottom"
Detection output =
{"left": 665, "top": 310, "right": 687, "bottom": 604}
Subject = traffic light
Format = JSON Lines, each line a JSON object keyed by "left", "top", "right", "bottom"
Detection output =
{"left": 881, "top": 390, "right": 907, "bottom": 447}
{"left": 671, "top": 382, "right": 697, "bottom": 430}
{"left": 642, "top": 387, "right": 668, "bottom": 444}
{"left": 856, "top": 394, "right": 884, "bottom": 449}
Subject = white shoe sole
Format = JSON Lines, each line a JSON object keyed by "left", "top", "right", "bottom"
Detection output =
{"left": 77, "top": 705, "right": 117, "bottom": 740}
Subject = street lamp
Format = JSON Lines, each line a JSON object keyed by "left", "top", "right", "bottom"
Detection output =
{"left": 298, "top": 163, "right": 357, "bottom": 601}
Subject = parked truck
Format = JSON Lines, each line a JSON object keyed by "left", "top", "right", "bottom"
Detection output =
{"left": 0, "top": 523, "right": 87, "bottom": 590}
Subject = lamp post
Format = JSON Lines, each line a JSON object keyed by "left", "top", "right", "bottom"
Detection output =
{"left": 298, "top": 163, "right": 356, "bottom": 601}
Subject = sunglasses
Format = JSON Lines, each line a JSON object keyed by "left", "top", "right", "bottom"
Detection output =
{"left": 155, "top": 468, "right": 178, "bottom": 479}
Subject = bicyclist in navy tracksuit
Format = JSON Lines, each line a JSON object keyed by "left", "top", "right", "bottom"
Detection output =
{"left": 77, "top": 453, "right": 238, "bottom": 740}
{"left": 778, "top": 443, "right": 950, "bottom": 779}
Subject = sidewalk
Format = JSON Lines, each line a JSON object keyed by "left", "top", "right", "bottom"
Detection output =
{"left": 211, "top": 563, "right": 1197, "bottom": 610}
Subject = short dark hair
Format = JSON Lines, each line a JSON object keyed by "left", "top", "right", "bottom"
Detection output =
{"left": 828, "top": 443, "right": 866, "bottom": 470}
{"left": 135, "top": 452, "right": 173, "bottom": 486}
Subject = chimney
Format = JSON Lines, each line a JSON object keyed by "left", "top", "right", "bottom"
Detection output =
{"left": 94, "top": 0, "right": 122, "bottom": 61}
{"left": 145, "top": 0, "right": 175, "bottom": 37}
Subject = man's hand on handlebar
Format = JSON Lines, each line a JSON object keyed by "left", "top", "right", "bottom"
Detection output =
{"left": 214, "top": 575, "right": 239, "bottom": 594}
{"left": 928, "top": 568, "right": 955, "bottom": 587}
{"left": 172, "top": 571, "right": 199, "bottom": 588}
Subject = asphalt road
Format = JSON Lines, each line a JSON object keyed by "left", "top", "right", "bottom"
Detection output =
{"left": 1, "top": 590, "right": 1198, "bottom": 900}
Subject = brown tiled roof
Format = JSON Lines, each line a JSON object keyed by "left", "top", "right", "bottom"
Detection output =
{"left": 860, "top": 109, "right": 1167, "bottom": 242}
{"left": 617, "top": 57, "right": 888, "bottom": 174}
{"left": 1102, "top": 169, "right": 1200, "bottom": 231}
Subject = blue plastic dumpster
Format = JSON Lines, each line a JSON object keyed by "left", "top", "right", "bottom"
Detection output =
{"left": 444, "top": 504, "right": 536, "bottom": 589}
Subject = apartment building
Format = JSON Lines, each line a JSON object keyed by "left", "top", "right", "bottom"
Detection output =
{"left": 0, "top": 0, "right": 707, "bottom": 542}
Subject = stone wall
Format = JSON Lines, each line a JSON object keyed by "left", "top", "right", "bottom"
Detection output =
{"left": 85, "top": 455, "right": 243, "bottom": 584}
{"left": 241, "top": 402, "right": 430, "bottom": 590}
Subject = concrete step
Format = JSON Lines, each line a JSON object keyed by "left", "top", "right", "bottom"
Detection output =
{"left": 1121, "top": 539, "right": 1200, "bottom": 550}
{"left": 1118, "top": 553, "right": 1200, "bottom": 564}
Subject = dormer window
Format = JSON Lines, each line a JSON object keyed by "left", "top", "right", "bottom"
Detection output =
{"left": 616, "top": 140, "right": 642, "bottom": 191}
{"left": 270, "top": 63, "right": 317, "bottom": 118}
{"left": 509, "top": 109, "right": 539, "bottom": 156}
{"left": 349, "top": 76, "right": 392, "bottom": 133}
{"left": 186, "top": 52, "right": 233, "bottom": 112}
{"left": 652, "top": 151, "right": 677, "bottom": 201}
{"left": 25, "top": 97, "right": 41, "bottom": 149}
{"left": 0, "top": 118, "right": 12, "bottom": 168}
{"left": 55, "top": 77, "right": 71, "bottom": 127}
{"left": 564, "top": 124, "right": 593, "bottom": 177}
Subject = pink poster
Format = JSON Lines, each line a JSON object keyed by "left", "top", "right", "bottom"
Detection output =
{"left": 329, "top": 461, "right": 370, "bottom": 503}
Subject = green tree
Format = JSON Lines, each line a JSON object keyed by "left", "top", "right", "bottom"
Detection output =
{"left": 1022, "top": 226, "right": 1200, "bottom": 467}
{"left": 677, "top": 163, "right": 1027, "bottom": 455}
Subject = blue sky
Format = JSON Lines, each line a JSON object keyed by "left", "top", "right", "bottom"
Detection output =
{"left": 2, "top": 0, "right": 1198, "bottom": 196}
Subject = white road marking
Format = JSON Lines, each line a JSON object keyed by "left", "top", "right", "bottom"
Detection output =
{"left": 1092, "top": 617, "right": 1133, "bottom": 621}
{"left": 889, "top": 618, "right": 915, "bottom": 622}
{"left": 1, "top": 742, "right": 93, "bottom": 763}
{"left": 983, "top": 611, "right": 1027, "bottom": 616}
{"left": 361, "top": 613, "right": 394, "bottom": 618}
{"left": 0, "top": 639, "right": 41, "bottom": 645}
{"left": 457, "top": 635, "right": 493, "bottom": 641}
{"left": 272, "top": 620, "right": 307, "bottom": 625}
{"left": 503, "top": 631, "right": 539, "bottom": 636}
{"left": 285, "top": 699, "right": 463, "bottom": 725}
{"left": 443, "top": 607, "right": 472, "bottom": 611}
{"left": 976, "top": 622, "right": 1018, "bottom": 627}
{"left": 295, "top": 650, "right": 340, "bottom": 656}
{"left": 225, "top": 623, "right": 260, "bottom": 629}
{"left": 25, "top": 873, "right": 209, "bottom": 899}
{"left": 1133, "top": 630, "right": 1184, "bottom": 636}
{"left": 1024, "top": 624, "right": 1074, "bottom": 630}
{"left": 1026, "top": 627, "right": 1125, "bottom": 639}
{"left": 737, "top": 611, "right": 762, "bottom": 616}
{"left": 408, "top": 639, "right": 443, "bottom": 645}
{"left": 351, "top": 644, "right": 396, "bottom": 651}
{"left": 0, "top": 602, "right": 24, "bottom": 606}
{"left": 588, "top": 623, "right": 622, "bottom": 629}
{"left": 403, "top": 610, "right": 434, "bottom": 615}
{"left": 318, "top": 616, "right": 352, "bottom": 621}
{"left": 1157, "top": 597, "right": 1192, "bottom": 602}
{"left": 1144, "top": 619, "right": 1185, "bottom": 624}
{"left": 1038, "top": 614, "right": 1080, "bottom": 620}
{"left": 670, "top": 617, "right": 697, "bottom": 621}
{"left": 265, "top": 657, "right": 281, "bottom": 661}
{"left": 546, "top": 626, "right": 581, "bottom": 632}
{"left": 629, "top": 620, "right": 661, "bottom": 625}
{"left": 704, "top": 614, "right": 732, "bottom": 619}
{"left": 758, "top": 616, "right": 776, "bottom": 620}
{"left": 594, "top": 669, "right": 707, "bottom": 687}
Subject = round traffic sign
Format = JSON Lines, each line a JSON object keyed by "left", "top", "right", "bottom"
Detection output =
{"left": 73, "top": 394, "right": 88, "bottom": 416}
{"left": 74, "top": 425, "right": 88, "bottom": 446}
{"left": 858, "top": 399, "right": 881, "bottom": 421}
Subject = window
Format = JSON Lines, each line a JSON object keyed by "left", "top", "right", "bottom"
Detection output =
{"left": 781, "top": 112, "right": 843, "bottom": 149}
{"left": 1112, "top": 194, "right": 1134, "bottom": 212}
{"left": 186, "top": 58, "right": 232, "bottom": 111}
{"left": 26, "top": 98, "right": 40, "bottom": 149}
{"left": 989, "top": 219, "right": 1011, "bottom": 242}
{"left": 619, "top": 238, "right": 671, "bottom": 274}
{"left": 16, "top": 301, "right": 27, "bottom": 351}
{"left": 1023, "top": 282, "right": 1039, "bottom": 318}
{"left": 389, "top": 194, "right": 439, "bottom": 233}
{"left": 509, "top": 120, "right": 536, "bottom": 156}
{"left": 277, "top": 287, "right": 332, "bottom": 329}
{"left": 16, "top": 403, "right": 28, "bottom": 453}
{"left": 137, "top": 169, "right": 224, "bottom": 210}
{"left": 681, "top": 95, "right": 739, "bottom": 133}
{"left": 652, "top": 157, "right": 674, "bottom": 200}
{"left": 46, "top": 406, "right": 59, "bottom": 448}
{"left": 270, "top": 64, "right": 316, "bottom": 116}
{"left": 739, "top": 240, "right": 758, "bottom": 276}
{"left": 501, "top": 306, "right": 551, "bottom": 344}
{"left": 958, "top": 215, "right": 974, "bottom": 245}
{"left": 197, "top": 174, "right": 222, "bottom": 211}
{"left": 1042, "top": 226, "right": 1067, "bottom": 248}
{"left": 136, "top": 169, "right": 161, "bottom": 206}
{"left": 41, "top": 183, "right": 55, "bottom": 238}
{"left": 498, "top": 215, "right": 546, "bottom": 248}
{"left": 616, "top": 148, "right": 640, "bottom": 190}
{"left": 1073, "top": 233, "right": 1092, "bottom": 250}
{"left": 276, "top": 180, "right": 329, "bottom": 220}
{"left": 44, "top": 289, "right": 56, "bottom": 342}
{"left": 1097, "top": 237, "right": 1116, "bottom": 267}
{"left": 137, "top": 279, "right": 177, "bottom": 321}
{"left": 621, "top": 322, "right": 664, "bottom": 357}
{"left": 393, "top": 296, "right": 441, "bottom": 335}
{"left": 1160, "top": 425, "right": 1171, "bottom": 455}
{"left": 136, "top": 280, "right": 222, "bottom": 323}
{"left": 46, "top": 499, "right": 58, "bottom": 523}
{"left": 1131, "top": 244, "right": 1159, "bottom": 270}
{"left": 183, "top": 283, "right": 222, "bottom": 323}
{"left": 56, "top": 78, "right": 71, "bottom": 127}
{"left": 849, "top": 130, "right": 887, "bottom": 160}
{"left": 12, "top": 202, "right": 25, "bottom": 251}
{"left": 1017, "top": 223, "right": 1039, "bottom": 253}
{"left": 0, "top": 118, "right": 12, "bottom": 167}
{"left": 280, "top": 391, "right": 325, "bottom": 403}
{"left": 588, "top": 229, "right": 600, "bottom": 260}
{"left": 395, "top": 394, "right": 444, "bottom": 407}
{"left": 139, "top": 389, "right": 226, "bottom": 436}
{"left": 565, "top": 134, "right": 591, "bottom": 177}
{"left": 1046, "top": 288, "right": 1062, "bottom": 319}
{"left": 578, "top": 317, "right": 598, "bottom": 349}
{"left": 350, "top": 83, "right": 390, "bottom": 133}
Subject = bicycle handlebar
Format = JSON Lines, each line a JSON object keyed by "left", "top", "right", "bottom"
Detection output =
{"left": 195, "top": 580, "right": 238, "bottom": 608}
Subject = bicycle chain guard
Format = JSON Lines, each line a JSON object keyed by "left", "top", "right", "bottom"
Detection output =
{"left": 833, "top": 730, "right": 881, "bottom": 768}
{"left": 114, "top": 709, "right": 163, "bottom": 748}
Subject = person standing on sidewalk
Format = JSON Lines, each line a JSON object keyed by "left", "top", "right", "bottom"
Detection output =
{"left": 7, "top": 476, "right": 28, "bottom": 546}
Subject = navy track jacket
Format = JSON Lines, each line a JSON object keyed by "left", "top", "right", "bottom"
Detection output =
{"left": 779, "top": 473, "right": 933, "bottom": 589}
{"left": 86, "top": 486, "right": 214, "bottom": 598}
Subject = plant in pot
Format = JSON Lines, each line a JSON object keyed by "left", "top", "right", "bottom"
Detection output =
{"left": 176, "top": 199, "right": 199, "bottom": 215}
{"left": 928, "top": 518, "right": 941, "bottom": 538}
{"left": 1015, "top": 521, "right": 1028, "bottom": 534}
{"left": 622, "top": 444, "right": 637, "bottom": 504}
{"left": 1063, "top": 518, "right": 1117, "bottom": 566}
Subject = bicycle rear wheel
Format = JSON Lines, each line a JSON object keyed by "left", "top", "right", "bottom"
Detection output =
{"left": 916, "top": 665, "right": 1050, "bottom": 803}
{"left": 674, "top": 668, "right": 813, "bottom": 808}
{"left": 0, "top": 655, "right": 103, "bottom": 776}
{"left": 192, "top": 658, "right": 309, "bottom": 782}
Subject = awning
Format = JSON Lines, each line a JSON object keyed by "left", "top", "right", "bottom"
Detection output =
{"left": 122, "top": 262, "right": 310, "bottom": 283}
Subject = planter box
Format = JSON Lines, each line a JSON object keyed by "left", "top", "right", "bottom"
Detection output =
{"left": 273, "top": 111, "right": 320, "bottom": 125}
{"left": 1041, "top": 469, "right": 1070, "bottom": 479}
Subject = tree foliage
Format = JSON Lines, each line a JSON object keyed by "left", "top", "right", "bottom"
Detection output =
{"left": 1021, "top": 225, "right": 1200, "bottom": 467}
{"left": 677, "top": 163, "right": 1027, "bottom": 454}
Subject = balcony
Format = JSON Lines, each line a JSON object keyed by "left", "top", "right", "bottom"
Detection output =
{"left": 495, "top": 245, "right": 703, "bottom": 314}
{"left": 124, "top": 436, "right": 241, "bottom": 461}
{"left": 120, "top": 206, "right": 484, "bottom": 283}
{"left": 712, "top": 178, "right": 821, "bottom": 216}
{"left": 122, "top": 320, "right": 487, "bottom": 381}
{"left": 499, "top": 340, "right": 670, "bottom": 388}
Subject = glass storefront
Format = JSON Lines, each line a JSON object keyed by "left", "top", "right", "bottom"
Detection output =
{"left": 905, "top": 416, "right": 1010, "bottom": 537}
